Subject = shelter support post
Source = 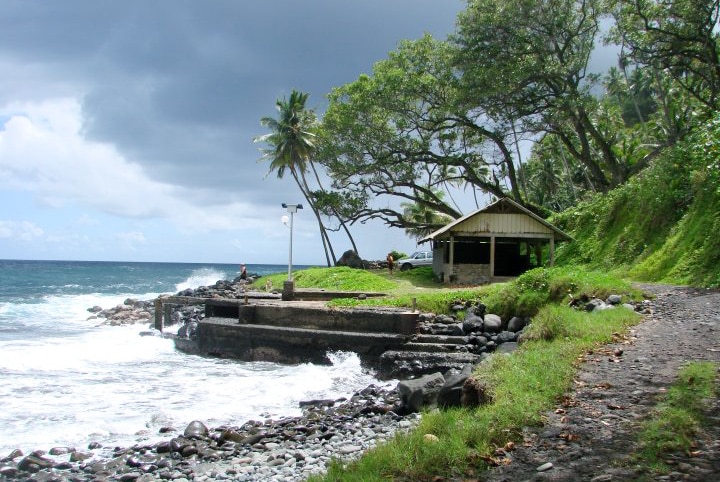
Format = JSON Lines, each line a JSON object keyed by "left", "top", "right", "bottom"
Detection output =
{"left": 449, "top": 236, "right": 455, "bottom": 283}
{"left": 490, "top": 235, "right": 496, "bottom": 278}
{"left": 549, "top": 237, "right": 555, "bottom": 266}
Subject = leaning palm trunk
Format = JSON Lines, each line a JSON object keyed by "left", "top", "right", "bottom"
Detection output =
{"left": 255, "top": 90, "right": 339, "bottom": 267}
{"left": 308, "top": 161, "right": 360, "bottom": 256}
{"left": 293, "top": 169, "right": 336, "bottom": 267}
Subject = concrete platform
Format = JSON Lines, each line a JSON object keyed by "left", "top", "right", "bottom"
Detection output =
{"left": 168, "top": 295, "right": 482, "bottom": 379}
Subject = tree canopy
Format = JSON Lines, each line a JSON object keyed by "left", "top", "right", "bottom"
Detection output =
{"left": 258, "top": 0, "right": 720, "bottom": 247}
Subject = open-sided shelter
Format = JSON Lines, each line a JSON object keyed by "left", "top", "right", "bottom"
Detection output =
{"left": 419, "top": 197, "right": 572, "bottom": 284}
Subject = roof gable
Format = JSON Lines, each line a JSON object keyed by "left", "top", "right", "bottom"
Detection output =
{"left": 419, "top": 197, "right": 573, "bottom": 242}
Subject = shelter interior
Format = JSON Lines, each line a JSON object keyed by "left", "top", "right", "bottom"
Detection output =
{"left": 419, "top": 198, "right": 572, "bottom": 284}
{"left": 435, "top": 236, "right": 546, "bottom": 278}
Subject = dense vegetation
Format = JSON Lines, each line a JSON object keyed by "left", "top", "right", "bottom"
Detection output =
{"left": 554, "top": 112, "right": 720, "bottom": 287}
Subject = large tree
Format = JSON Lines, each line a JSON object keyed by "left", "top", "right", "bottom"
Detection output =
{"left": 454, "top": 0, "right": 633, "bottom": 190}
{"left": 318, "top": 34, "right": 527, "bottom": 233}
{"left": 610, "top": 0, "right": 720, "bottom": 114}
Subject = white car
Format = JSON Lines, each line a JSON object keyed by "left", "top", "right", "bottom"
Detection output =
{"left": 396, "top": 251, "right": 433, "bottom": 271}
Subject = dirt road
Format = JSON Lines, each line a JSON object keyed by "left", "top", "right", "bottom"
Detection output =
{"left": 483, "top": 284, "right": 720, "bottom": 482}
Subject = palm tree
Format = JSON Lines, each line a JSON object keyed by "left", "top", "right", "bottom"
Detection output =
{"left": 254, "top": 90, "right": 336, "bottom": 266}
{"left": 401, "top": 190, "right": 454, "bottom": 240}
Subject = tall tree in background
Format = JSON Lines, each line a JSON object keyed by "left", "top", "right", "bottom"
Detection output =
{"left": 610, "top": 0, "right": 720, "bottom": 115}
{"left": 454, "top": 0, "right": 632, "bottom": 190}
{"left": 400, "top": 190, "right": 455, "bottom": 240}
{"left": 255, "top": 90, "right": 337, "bottom": 267}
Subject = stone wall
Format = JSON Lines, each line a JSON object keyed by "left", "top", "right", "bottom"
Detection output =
{"left": 195, "top": 317, "right": 410, "bottom": 367}
{"left": 204, "top": 301, "right": 417, "bottom": 335}
{"left": 443, "top": 263, "right": 492, "bottom": 284}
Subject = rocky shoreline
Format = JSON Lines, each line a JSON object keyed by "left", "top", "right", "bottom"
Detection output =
{"left": 0, "top": 273, "right": 643, "bottom": 482}
{"left": 0, "top": 384, "right": 420, "bottom": 482}
{"left": 0, "top": 274, "right": 422, "bottom": 482}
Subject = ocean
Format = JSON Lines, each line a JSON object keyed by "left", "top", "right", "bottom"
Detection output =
{"left": 0, "top": 259, "right": 392, "bottom": 459}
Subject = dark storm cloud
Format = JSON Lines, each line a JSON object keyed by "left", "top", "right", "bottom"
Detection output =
{"left": 0, "top": 1, "right": 463, "bottom": 204}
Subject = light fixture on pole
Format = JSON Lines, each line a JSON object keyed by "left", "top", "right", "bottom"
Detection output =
{"left": 281, "top": 203, "right": 303, "bottom": 282}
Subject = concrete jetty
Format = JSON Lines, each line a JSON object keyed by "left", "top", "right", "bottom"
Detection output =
{"left": 164, "top": 290, "right": 482, "bottom": 379}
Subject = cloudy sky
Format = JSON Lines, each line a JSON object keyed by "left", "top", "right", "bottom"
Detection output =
{"left": 0, "top": 1, "right": 467, "bottom": 264}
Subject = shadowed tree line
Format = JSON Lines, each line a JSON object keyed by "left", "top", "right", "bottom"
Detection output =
{"left": 255, "top": 0, "right": 720, "bottom": 264}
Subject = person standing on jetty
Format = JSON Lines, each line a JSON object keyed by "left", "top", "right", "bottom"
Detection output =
{"left": 239, "top": 264, "right": 248, "bottom": 280}
{"left": 386, "top": 253, "right": 394, "bottom": 275}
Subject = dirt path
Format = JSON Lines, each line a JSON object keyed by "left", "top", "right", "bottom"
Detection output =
{"left": 483, "top": 284, "right": 720, "bottom": 482}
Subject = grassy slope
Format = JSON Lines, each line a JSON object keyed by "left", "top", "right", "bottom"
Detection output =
{"left": 553, "top": 114, "right": 720, "bottom": 288}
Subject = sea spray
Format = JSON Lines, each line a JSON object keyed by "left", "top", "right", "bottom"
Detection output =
{"left": 0, "top": 260, "right": 384, "bottom": 457}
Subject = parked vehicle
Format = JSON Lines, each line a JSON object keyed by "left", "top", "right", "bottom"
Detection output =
{"left": 396, "top": 251, "right": 433, "bottom": 270}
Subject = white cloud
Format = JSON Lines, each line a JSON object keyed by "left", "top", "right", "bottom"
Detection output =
{"left": 116, "top": 230, "right": 146, "bottom": 249}
{"left": 0, "top": 220, "right": 44, "bottom": 241}
{"left": 0, "top": 98, "right": 258, "bottom": 230}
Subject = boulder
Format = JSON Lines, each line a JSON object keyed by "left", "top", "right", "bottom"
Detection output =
{"left": 435, "top": 314, "right": 456, "bottom": 324}
{"left": 48, "top": 446, "right": 74, "bottom": 455}
{"left": 397, "top": 372, "right": 446, "bottom": 413}
{"left": 0, "top": 467, "right": 18, "bottom": 478}
{"left": 17, "top": 454, "right": 53, "bottom": 472}
{"left": 462, "top": 314, "right": 484, "bottom": 334}
{"left": 336, "top": 250, "right": 364, "bottom": 269}
{"left": 483, "top": 314, "right": 503, "bottom": 333}
{"left": 585, "top": 298, "right": 609, "bottom": 311}
{"left": 496, "top": 330, "right": 517, "bottom": 343}
{"left": 437, "top": 365, "right": 473, "bottom": 408}
{"left": 447, "top": 323, "right": 465, "bottom": 336}
{"left": 1, "top": 449, "right": 22, "bottom": 462}
{"left": 606, "top": 294, "right": 622, "bottom": 305}
{"left": 183, "top": 420, "right": 209, "bottom": 439}
{"left": 507, "top": 316, "right": 527, "bottom": 332}
{"left": 496, "top": 342, "right": 519, "bottom": 354}
{"left": 468, "top": 302, "right": 486, "bottom": 318}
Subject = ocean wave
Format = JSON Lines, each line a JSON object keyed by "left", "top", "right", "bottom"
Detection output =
{"left": 175, "top": 268, "right": 230, "bottom": 292}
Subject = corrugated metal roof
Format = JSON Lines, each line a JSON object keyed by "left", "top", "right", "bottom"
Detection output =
{"left": 418, "top": 197, "right": 573, "bottom": 243}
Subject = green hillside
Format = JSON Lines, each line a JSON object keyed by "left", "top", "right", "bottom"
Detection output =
{"left": 553, "top": 114, "right": 720, "bottom": 288}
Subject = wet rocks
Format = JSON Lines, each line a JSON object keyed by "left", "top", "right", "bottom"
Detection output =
{"left": 88, "top": 298, "right": 155, "bottom": 326}
{"left": 398, "top": 372, "right": 446, "bottom": 413}
{"left": 0, "top": 385, "right": 420, "bottom": 482}
{"left": 385, "top": 306, "right": 531, "bottom": 379}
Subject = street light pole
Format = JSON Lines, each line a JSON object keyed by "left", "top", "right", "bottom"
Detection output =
{"left": 281, "top": 203, "right": 302, "bottom": 300}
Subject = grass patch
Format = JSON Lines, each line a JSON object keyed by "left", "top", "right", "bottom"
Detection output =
{"left": 634, "top": 361, "right": 718, "bottom": 473}
{"left": 328, "top": 266, "right": 642, "bottom": 315}
{"left": 310, "top": 305, "right": 640, "bottom": 481}
{"left": 251, "top": 266, "right": 398, "bottom": 292}
{"left": 474, "top": 266, "right": 642, "bottom": 320}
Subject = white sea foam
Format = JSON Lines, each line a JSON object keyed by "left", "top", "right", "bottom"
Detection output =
{"left": 0, "top": 290, "right": 392, "bottom": 457}
{"left": 175, "top": 268, "right": 229, "bottom": 293}
{"left": 0, "top": 262, "right": 393, "bottom": 457}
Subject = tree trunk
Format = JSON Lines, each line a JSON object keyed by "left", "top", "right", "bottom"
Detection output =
{"left": 291, "top": 169, "right": 334, "bottom": 267}
{"left": 308, "top": 161, "right": 360, "bottom": 257}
